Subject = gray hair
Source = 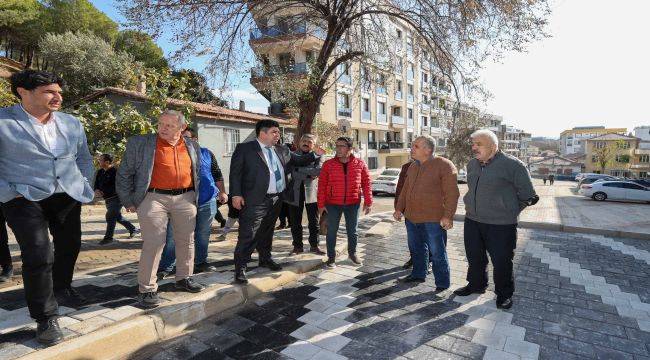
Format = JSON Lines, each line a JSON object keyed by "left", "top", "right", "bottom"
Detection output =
{"left": 470, "top": 129, "right": 499, "bottom": 147}
{"left": 300, "top": 133, "right": 317, "bottom": 143}
{"left": 160, "top": 109, "right": 187, "bottom": 127}
{"left": 414, "top": 135, "right": 436, "bottom": 152}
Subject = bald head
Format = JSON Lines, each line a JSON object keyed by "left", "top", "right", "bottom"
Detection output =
{"left": 470, "top": 129, "right": 499, "bottom": 163}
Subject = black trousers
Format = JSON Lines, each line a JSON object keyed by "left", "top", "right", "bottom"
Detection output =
{"left": 463, "top": 218, "right": 517, "bottom": 299}
{"left": 289, "top": 187, "right": 319, "bottom": 249}
{"left": 234, "top": 194, "right": 282, "bottom": 268}
{"left": 278, "top": 202, "right": 291, "bottom": 226}
{"left": 0, "top": 210, "right": 11, "bottom": 267}
{"left": 103, "top": 196, "right": 135, "bottom": 240}
{"left": 1, "top": 193, "right": 81, "bottom": 321}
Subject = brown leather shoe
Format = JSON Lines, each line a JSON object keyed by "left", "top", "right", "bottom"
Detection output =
{"left": 289, "top": 247, "right": 304, "bottom": 255}
{"left": 310, "top": 246, "right": 326, "bottom": 255}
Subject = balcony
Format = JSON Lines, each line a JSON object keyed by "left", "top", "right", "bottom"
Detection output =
{"left": 379, "top": 141, "right": 406, "bottom": 153}
{"left": 407, "top": 71, "right": 414, "bottom": 81}
{"left": 377, "top": 113, "right": 387, "bottom": 123}
{"left": 250, "top": 23, "right": 325, "bottom": 41}
{"left": 367, "top": 142, "right": 378, "bottom": 150}
{"left": 407, "top": 94, "right": 414, "bottom": 103}
{"left": 337, "top": 107, "right": 352, "bottom": 118}
{"left": 420, "top": 103, "right": 430, "bottom": 113}
{"left": 251, "top": 62, "right": 309, "bottom": 78}
{"left": 407, "top": 118, "right": 414, "bottom": 128}
{"left": 362, "top": 111, "right": 371, "bottom": 121}
{"left": 395, "top": 91, "right": 403, "bottom": 100}
{"left": 420, "top": 83, "right": 430, "bottom": 92}
{"left": 392, "top": 115, "right": 404, "bottom": 125}
{"left": 376, "top": 86, "right": 387, "bottom": 95}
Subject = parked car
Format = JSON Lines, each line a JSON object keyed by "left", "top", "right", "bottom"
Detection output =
{"left": 457, "top": 169, "right": 467, "bottom": 184}
{"left": 575, "top": 173, "right": 602, "bottom": 182}
{"left": 629, "top": 179, "right": 650, "bottom": 187}
{"left": 371, "top": 168, "right": 401, "bottom": 195}
{"left": 577, "top": 175, "right": 617, "bottom": 188}
{"left": 579, "top": 181, "right": 650, "bottom": 203}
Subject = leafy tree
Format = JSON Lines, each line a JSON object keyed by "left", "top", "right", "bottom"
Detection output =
{"left": 119, "top": 0, "right": 550, "bottom": 142}
{"left": 171, "top": 69, "right": 227, "bottom": 106}
{"left": 115, "top": 30, "right": 168, "bottom": 70}
{"left": 39, "top": 31, "right": 136, "bottom": 101}
{"left": 0, "top": 78, "right": 19, "bottom": 107}
{"left": 592, "top": 140, "right": 627, "bottom": 174}
{"left": 42, "top": 0, "right": 119, "bottom": 43}
{"left": 0, "top": 0, "right": 45, "bottom": 67}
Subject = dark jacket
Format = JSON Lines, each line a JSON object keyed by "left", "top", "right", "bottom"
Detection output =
{"left": 228, "top": 140, "right": 318, "bottom": 207}
{"left": 463, "top": 151, "right": 538, "bottom": 225}
{"left": 284, "top": 150, "right": 321, "bottom": 206}
{"left": 94, "top": 167, "right": 118, "bottom": 199}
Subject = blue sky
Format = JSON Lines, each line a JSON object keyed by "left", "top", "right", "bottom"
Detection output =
{"left": 92, "top": 0, "right": 649, "bottom": 138}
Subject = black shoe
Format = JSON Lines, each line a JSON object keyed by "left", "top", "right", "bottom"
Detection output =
{"left": 219, "top": 219, "right": 226, "bottom": 228}
{"left": 156, "top": 270, "right": 170, "bottom": 281}
{"left": 402, "top": 259, "right": 413, "bottom": 269}
{"left": 310, "top": 246, "right": 326, "bottom": 255}
{"left": 36, "top": 317, "right": 64, "bottom": 345}
{"left": 0, "top": 264, "right": 13, "bottom": 283}
{"left": 348, "top": 254, "right": 362, "bottom": 265}
{"left": 496, "top": 297, "right": 513, "bottom": 309}
{"left": 401, "top": 275, "right": 425, "bottom": 283}
{"left": 234, "top": 267, "right": 248, "bottom": 284}
{"left": 259, "top": 259, "right": 282, "bottom": 271}
{"left": 194, "top": 263, "right": 217, "bottom": 273}
{"left": 435, "top": 287, "right": 449, "bottom": 292}
{"left": 138, "top": 291, "right": 161, "bottom": 308}
{"left": 453, "top": 285, "right": 487, "bottom": 297}
{"left": 175, "top": 278, "right": 205, "bottom": 293}
{"left": 326, "top": 258, "right": 336, "bottom": 268}
{"left": 129, "top": 229, "right": 140, "bottom": 239}
{"left": 99, "top": 237, "right": 114, "bottom": 245}
{"left": 55, "top": 287, "right": 86, "bottom": 306}
{"left": 289, "top": 247, "right": 304, "bottom": 256}
{"left": 276, "top": 224, "right": 287, "bottom": 230}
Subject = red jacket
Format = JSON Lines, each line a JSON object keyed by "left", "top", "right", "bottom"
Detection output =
{"left": 317, "top": 155, "right": 372, "bottom": 208}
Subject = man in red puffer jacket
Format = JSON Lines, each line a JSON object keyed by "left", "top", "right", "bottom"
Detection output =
{"left": 318, "top": 137, "right": 372, "bottom": 268}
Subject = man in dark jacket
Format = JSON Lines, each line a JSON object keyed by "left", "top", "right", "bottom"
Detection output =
{"left": 229, "top": 119, "right": 322, "bottom": 284}
{"left": 286, "top": 134, "right": 324, "bottom": 255}
{"left": 317, "top": 137, "right": 372, "bottom": 268}
{"left": 94, "top": 154, "right": 137, "bottom": 245}
{"left": 454, "top": 129, "right": 538, "bottom": 310}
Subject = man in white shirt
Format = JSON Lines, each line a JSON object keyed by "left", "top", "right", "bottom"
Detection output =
{"left": 0, "top": 70, "right": 94, "bottom": 345}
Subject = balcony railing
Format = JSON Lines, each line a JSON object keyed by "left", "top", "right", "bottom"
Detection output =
{"left": 379, "top": 141, "right": 389, "bottom": 150}
{"left": 392, "top": 115, "right": 404, "bottom": 125}
{"left": 377, "top": 113, "right": 387, "bottom": 123}
{"left": 389, "top": 142, "right": 404, "bottom": 149}
{"left": 367, "top": 142, "right": 378, "bottom": 150}
{"left": 337, "top": 107, "right": 352, "bottom": 117}
{"left": 362, "top": 111, "right": 371, "bottom": 121}
{"left": 395, "top": 91, "right": 403, "bottom": 100}
{"left": 250, "top": 23, "right": 325, "bottom": 40}
{"left": 251, "top": 63, "right": 308, "bottom": 78}
{"left": 376, "top": 86, "right": 387, "bottom": 95}
{"left": 419, "top": 103, "right": 430, "bottom": 112}
{"left": 407, "top": 94, "right": 414, "bottom": 103}
{"left": 407, "top": 118, "right": 414, "bottom": 128}
{"left": 407, "top": 70, "right": 414, "bottom": 80}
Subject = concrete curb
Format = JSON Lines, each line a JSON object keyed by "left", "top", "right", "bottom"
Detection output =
{"left": 18, "top": 254, "right": 342, "bottom": 360}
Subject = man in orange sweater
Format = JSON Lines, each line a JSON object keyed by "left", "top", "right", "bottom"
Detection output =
{"left": 394, "top": 135, "right": 459, "bottom": 287}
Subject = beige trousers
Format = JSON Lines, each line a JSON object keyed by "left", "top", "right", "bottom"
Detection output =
{"left": 136, "top": 191, "right": 197, "bottom": 293}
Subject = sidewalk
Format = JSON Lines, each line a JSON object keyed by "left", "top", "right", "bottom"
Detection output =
{"left": 0, "top": 212, "right": 390, "bottom": 360}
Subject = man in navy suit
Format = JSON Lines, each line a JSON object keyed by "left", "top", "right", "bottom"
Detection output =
{"left": 0, "top": 70, "right": 95, "bottom": 345}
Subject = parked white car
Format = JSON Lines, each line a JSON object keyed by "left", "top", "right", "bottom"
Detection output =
{"left": 575, "top": 173, "right": 602, "bottom": 182}
{"left": 579, "top": 181, "right": 650, "bottom": 203}
{"left": 371, "top": 168, "right": 401, "bottom": 195}
{"left": 457, "top": 169, "right": 467, "bottom": 183}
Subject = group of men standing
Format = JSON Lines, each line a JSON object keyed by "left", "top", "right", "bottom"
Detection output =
{"left": 0, "top": 69, "right": 538, "bottom": 347}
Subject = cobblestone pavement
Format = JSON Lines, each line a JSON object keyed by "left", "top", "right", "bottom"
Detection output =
{"left": 0, "top": 213, "right": 387, "bottom": 359}
{"left": 132, "top": 213, "right": 650, "bottom": 360}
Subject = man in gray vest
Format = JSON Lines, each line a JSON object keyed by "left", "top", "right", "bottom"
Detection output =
{"left": 453, "top": 129, "right": 538, "bottom": 310}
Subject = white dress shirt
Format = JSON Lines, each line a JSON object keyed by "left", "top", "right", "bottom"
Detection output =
{"left": 21, "top": 105, "right": 67, "bottom": 192}
{"left": 257, "top": 139, "right": 286, "bottom": 194}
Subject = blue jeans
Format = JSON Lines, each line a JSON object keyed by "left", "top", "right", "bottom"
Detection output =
{"left": 325, "top": 204, "right": 360, "bottom": 259}
{"left": 159, "top": 198, "right": 217, "bottom": 273}
{"left": 405, "top": 220, "right": 450, "bottom": 288}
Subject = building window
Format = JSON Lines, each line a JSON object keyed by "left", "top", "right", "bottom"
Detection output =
{"left": 223, "top": 128, "right": 240, "bottom": 156}
{"left": 368, "top": 130, "right": 375, "bottom": 143}
{"left": 421, "top": 116, "right": 428, "bottom": 127}
{"left": 367, "top": 157, "right": 378, "bottom": 170}
{"left": 640, "top": 154, "right": 650, "bottom": 163}
{"left": 617, "top": 141, "right": 630, "bottom": 149}
{"left": 392, "top": 107, "right": 402, "bottom": 117}
{"left": 640, "top": 171, "right": 648, "bottom": 178}
{"left": 353, "top": 129, "right": 359, "bottom": 142}
{"left": 407, "top": 108, "right": 413, "bottom": 120}
{"left": 431, "top": 118, "right": 439, "bottom": 128}
{"left": 615, "top": 154, "right": 630, "bottom": 163}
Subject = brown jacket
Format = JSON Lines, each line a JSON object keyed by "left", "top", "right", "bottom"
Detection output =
{"left": 394, "top": 161, "right": 413, "bottom": 209}
{"left": 395, "top": 156, "right": 459, "bottom": 223}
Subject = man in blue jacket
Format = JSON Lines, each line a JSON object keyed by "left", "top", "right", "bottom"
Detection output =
{"left": 0, "top": 70, "right": 95, "bottom": 345}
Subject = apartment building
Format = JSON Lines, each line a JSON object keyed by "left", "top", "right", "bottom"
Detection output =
{"left": 247, "top": 12, "right": 455, "bottom": 171}
{"left": 584, "top": 133, "right": 641, "bottom": 178}
{"left": 633, "top": 126, "right": 650, "bottom": 178}
{"left": 559, "top": 126, "right": 627, "bottom": 155}
{"left": 478, "top": 113, "right": 531, "bottom": 163}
